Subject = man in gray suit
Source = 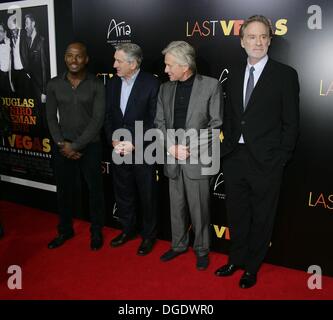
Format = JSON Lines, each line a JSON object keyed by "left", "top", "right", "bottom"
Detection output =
{"left": 155, "top": 41, "right": 223, "bottom": 270}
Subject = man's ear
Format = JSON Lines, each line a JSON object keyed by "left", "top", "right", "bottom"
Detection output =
{"left": 131, "top": 60, "right": 138, "bottom": 71}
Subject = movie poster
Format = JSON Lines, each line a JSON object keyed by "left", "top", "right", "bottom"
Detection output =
{"left": 0, "top": 0, "right": 56, "bottom": 190}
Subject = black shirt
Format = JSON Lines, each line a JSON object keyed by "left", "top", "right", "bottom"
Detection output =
{"left": 173, "top": 74, "right": 195, "bottom": 130}
{"left": 46, "top": 72, "right": 105, "bottom": 151}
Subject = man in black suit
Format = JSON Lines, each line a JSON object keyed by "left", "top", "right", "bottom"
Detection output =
{"left": 24, "top": 13, "right": 48, "bottom": 104}
{"left": 105, "top": 43, "right": 159, "bottom": 255}
{"left": 215, "top": 15, "right": 299, "bottom": 288}
{"left": 25, "top": 13, "right": 49, "bottom": 131}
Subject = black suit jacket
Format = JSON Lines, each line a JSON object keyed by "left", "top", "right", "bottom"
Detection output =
{"left": 105, "top": 71, "right": 160, "bottom": 148}
{"left": 221, "top": 58, "right": 300, "bottom": 171}
{"left": 28, "top": 33, "right": 48, "bottom": 95}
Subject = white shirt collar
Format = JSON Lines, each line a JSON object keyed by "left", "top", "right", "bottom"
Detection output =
{"left": 121, "top": 68, "right": 140, "bottom": 84}
{"left": 247, "top": 55, "right": 268, "bottom": 73}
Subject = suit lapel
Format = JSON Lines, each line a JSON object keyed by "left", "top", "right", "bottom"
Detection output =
{"left": 30, "top": 35, "right": 37, "bottom": 50}
{"left": 185, "top": 74, "right": 200, "bottom": 128}
{"left": 27, "top": 35, "right": 37, "bottom": 51}
{"left": 236, "top": 65, "right": 246, "bottom": 114}
{"left": 123, "top": 71, "right": 142, "bottom": 118}
{"left": 114, "top": 76, "right": 123, "bottom": 117}
{"left": 168, "top": 81, "right": 177, "bottom": 127}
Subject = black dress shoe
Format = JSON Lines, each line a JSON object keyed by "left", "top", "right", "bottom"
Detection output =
{"left": 110, "top": 232, "right": 135, "bottom": 247}
{"left": 196, "top": 255, "right": 209, "bottom": 271}
{"left": 48, "top": 233, "right": 74, "bottom": 249}
{"left": 214, "top": 264, "right": 241, "bottom": 277}
{"left": 91, "top": 233, "right": 103, "bottom": 251}
{"left": 160, "top": 249, "right": 187, "bottom": 262}
{"left": 239, "top": 271, "right": 257, "bottom": 289}
{"left": 0, "top": 224, "right": 4, "bottom": 239}
{"left": 137, "top": 238, "right": 155, "bottom": 256}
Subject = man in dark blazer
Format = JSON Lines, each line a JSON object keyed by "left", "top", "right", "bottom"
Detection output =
{"left": 25, "top": 13, "right": 48, "bottom": 104}
{"left": 215, "top": 15, "right": 300, "bottom": 288}
{"left": 105, "top": 43, "right": 159, "bottom": 256}
{"left": 155, "top": 41, "right": 223, "bottom": 270}
{"left": 24, "top": 13, "right": 49, "bottom": 131}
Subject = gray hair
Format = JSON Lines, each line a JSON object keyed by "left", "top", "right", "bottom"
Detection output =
{"left": 115, "top": 43, "right": 143, "bottom": 68}
{"left": 162, "top": 41, "right": 196, "bottom": 73}
{"left": 240, "top": 15, "right": 274, "bottom": 39}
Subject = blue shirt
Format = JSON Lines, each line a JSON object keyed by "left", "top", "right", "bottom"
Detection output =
{"left": 120, "top": 69, "right": 140, "bottom": 115}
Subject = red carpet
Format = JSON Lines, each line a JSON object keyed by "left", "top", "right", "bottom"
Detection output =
{"left": 0, "top": 200, "right": 332, "bottom": 300}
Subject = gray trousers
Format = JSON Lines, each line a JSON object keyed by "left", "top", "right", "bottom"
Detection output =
{"left": 169, "top": 168, "right": 211, "bottom": 257}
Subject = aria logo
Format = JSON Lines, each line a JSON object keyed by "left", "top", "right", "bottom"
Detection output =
{"left": 107, "top": 18, "right": 131, "bottom": 45}
{"left": 212, "top": 172, "right": 226, "bottom": 200}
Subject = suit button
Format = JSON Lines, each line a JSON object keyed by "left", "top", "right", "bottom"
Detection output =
{"left": 241, "top": 121, "right": 246, "bottom": 125}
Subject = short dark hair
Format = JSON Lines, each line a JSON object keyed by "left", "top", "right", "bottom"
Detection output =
{"left": 66, "top": 41, "right": 88, "bottom": 55}
{"left": 25, "top": 13, "right": 36, "bottom": 23}
{"left": 240, "top": 15, "right": 274, "bottom": 39}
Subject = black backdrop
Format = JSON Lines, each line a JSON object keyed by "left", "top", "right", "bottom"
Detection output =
{"left": 1, "top": 0, "right": 333, "bottom": 276}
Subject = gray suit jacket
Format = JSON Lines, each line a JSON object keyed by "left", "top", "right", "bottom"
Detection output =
{"left": 154, "top": 74, "right": 223, "bottom": 179}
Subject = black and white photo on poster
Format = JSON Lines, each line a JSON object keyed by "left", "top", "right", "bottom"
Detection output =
{"left": 0, "top": 0, "right": 56, "bottom": 189}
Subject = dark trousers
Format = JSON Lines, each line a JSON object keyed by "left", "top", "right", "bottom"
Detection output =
{"left": 112, "top": 161, "right": 157, "bottom": 239}
{"left": 54, "top": 142, "right": 105, "bottom": 235}
{"left": 222, "top": 144, "right": 283, "bottom": 273}
{"left": 11, "top": 69, "right": 31, "bottom": 98}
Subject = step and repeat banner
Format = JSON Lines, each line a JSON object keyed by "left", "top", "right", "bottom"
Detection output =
{"left": 0, "top": 0, "right": 56, "bottom": 190}
{"left": 71, "top": 0, "right": 333, "bottom": 275}
{"left": 0, "top": 0, "right": 332, "bottom": 275}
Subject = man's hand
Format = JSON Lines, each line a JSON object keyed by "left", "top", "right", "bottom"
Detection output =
{"left": 168, "top": 145, "right": 190, "bottom": 160}
{"left": 113, "top": 140, "right": 135, "bottom": 155}
{"left": 59, "top": 141, "right": 82, "bottom": 160}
